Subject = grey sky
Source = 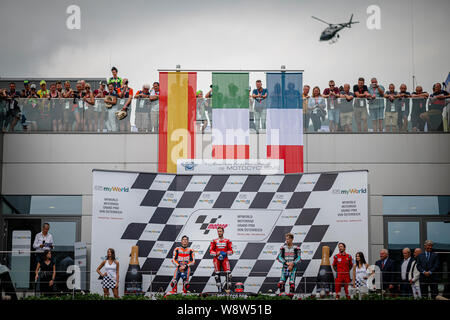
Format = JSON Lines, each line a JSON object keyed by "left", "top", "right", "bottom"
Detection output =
{"left": 0, "top": 0, "right": 449, "bottom": 93}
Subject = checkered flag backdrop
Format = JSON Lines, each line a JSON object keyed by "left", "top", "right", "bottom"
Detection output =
{"left": 90, "top": 170, "right": 368, "bottom": 295}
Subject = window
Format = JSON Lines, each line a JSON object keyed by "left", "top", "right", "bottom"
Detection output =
{"left": 387, "top": 221, "right": 420, "bottom": 250}
{"left": 383, "top": 196, "right": 450, "bottom": 215}
{"left": 427, "top": 221, "right": 450, "bottom": 250}
{"left": 1, "top": 195, "right": 82, "bottom": 215}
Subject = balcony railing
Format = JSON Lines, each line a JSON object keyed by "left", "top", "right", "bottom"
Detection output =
{"left": 1, "top": 97, "right": 448, "bottom": 133}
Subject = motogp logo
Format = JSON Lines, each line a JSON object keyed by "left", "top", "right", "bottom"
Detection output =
{"left": 195, "top": 215, "right": 228, "bottom": 234}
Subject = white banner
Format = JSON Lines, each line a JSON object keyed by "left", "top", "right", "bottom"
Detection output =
{"left": 11, "top": 230, "right": 31, "bottom": 289}
{"left": 177, "top": 159, "right": 284, "bottom": 174}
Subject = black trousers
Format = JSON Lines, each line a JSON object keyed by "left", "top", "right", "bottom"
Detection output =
{"left": 400, "top": 280, "right": 412, "bottom": 297}
{"left": 420, "top": 277, "right": 439, "bottom": 299}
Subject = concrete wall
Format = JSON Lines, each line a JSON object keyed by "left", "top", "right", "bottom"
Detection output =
{"left": 2, "top": 133, "right": 450, "bottom": 271}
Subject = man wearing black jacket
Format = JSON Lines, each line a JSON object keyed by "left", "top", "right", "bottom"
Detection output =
{"left": 375, "top": 249, "right": 396, "bottom": 294}
{"left": 416, "top": 240, "right": 440, "bottom": 299}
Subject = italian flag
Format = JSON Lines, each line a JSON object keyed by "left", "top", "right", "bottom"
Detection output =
{"left": 266, "top": 72, "right": 304, "bottom": 173}
{"left": 212, "top": 72, "right": 250, "bottom": 159}
{"left": 158, "top": 72, "right": 197, "bottom": 173}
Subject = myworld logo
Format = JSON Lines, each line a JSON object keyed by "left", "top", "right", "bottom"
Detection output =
{"left": 95, "top": 185, "right": 129, "bottom": 192}
{"left": 332, "top": 188, "right": 367, "bottom": 195}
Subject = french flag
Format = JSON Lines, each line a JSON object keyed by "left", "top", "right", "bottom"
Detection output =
{"left": 266, "top": 72, "right": 303, "bottom": 173}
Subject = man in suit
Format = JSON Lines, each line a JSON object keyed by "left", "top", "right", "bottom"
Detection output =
{"left": 416, "top": 240, "right": 440, "bottom": 299}
{"left": 399, "top": 248, "right": 414, "bottom": 297}
{"left": 375, "top": 249, "right": 396, "bottom": 294}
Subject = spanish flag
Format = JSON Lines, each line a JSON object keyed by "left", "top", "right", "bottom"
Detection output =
{"left": 158, "top": 72, "right": 197, "bottom": 173}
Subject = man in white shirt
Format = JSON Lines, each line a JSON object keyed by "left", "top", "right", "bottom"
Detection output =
{"left": 409, "top": 248, "right": 422, "bottom": 298}
{"left": 400, "top": 247, "right": 413, "bottom": 297}
{"left": 33, "top": 223, "right": 54, "bottom": 253}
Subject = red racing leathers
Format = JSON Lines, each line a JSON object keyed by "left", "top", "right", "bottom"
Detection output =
{"left": 210, "top": 237, "right": 233, "bottom": 273}
{"left": 332, "top": 252, "right": 353, "bottom": 297}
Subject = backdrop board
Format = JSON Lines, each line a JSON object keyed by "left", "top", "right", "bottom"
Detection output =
{"left": 91, "top": 170, "right": 368, "bottom": 295}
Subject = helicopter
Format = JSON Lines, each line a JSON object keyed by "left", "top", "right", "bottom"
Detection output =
{"left": 312, "top": 14, "right": 359, "bottom": 43}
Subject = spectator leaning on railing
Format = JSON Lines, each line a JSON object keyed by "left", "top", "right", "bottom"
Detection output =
{"left": 396, "top": 84, "right": 411, "bottom": 132}
{"left": 338, "top": 84, "right": 354, "bottom": 133}
{"left": 21, "top": 80, "right": 31, "bottom": 98}
{"left": 353, "top": 77, "right": 370, "bottom": 132}
{"left": 367, "top": 77, "right": 385, "bottom": 133}
{"left": 150, "top": 82, "right": 160, "bottom": 133}
{"left": 49, "top": 82, "right": 62, "bottom": 132}
{"left": 25, "top": 84, "right": 40, "bottom": 132}
{"left": 411, "top": 86, "right": 429, "bottom": 132}
{"left": 420, "top": 83, "right": 449, "bottom": 131}
{"left": 384, "top": 84, "right": 399, "bottom": 133}
{"left": 322, "top": 80, "right": 340, "bottom": 132}
{"left": 196, "top": 90, "right": 208, "bottom": 133}
{"left": 105, "top": 83, "right": 119, "bottom": 131}
{"left": 83, "top": 83, "right": 96, "bottom": 132}
{"left": 117, "top": 78, "right": 133, "bottom": 132}
{"left": 62, "top": 81, "right": 75, "bottom": 132}
{"left": 94, "top": 82, "right": 108, "bottom": 133}
{"left": 134, "top": 84, "right": 151, "bottom": 133}
{"left": 72, "top": 81, "right": 84, "bottom": 131}
{"left": 252, "top": 80, "right": 268, "bottom": 132}
{"left": 5, "top": 82, "right": 23, "bottom": 132}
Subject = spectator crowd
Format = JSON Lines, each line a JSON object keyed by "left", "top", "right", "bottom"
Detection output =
{"left": 1, "top": 68, "right": 449, "bottom": 133}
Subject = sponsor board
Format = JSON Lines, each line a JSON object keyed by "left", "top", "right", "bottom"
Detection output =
{"left": 91, "top": 170, "right": 368, "bottom": 295}
{"left": 177, "top": 159, "right": 284, "bottom": 174}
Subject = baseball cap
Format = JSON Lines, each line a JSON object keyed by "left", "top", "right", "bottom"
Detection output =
{"left": 24, "top": 80, "right": 30, "bottom": 85}
{"left": 31, "top": 84, "right": 36, "bottom": 89}
{"left": 196, "top": 90, "right": 203, "bottom": 95}
{"left": 40, "top": 80, "right": 46, "bottom": 85}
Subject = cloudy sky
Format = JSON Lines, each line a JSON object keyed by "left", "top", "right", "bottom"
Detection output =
{"left": 0, "top": 0, "right": 449, "bottom": 92}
